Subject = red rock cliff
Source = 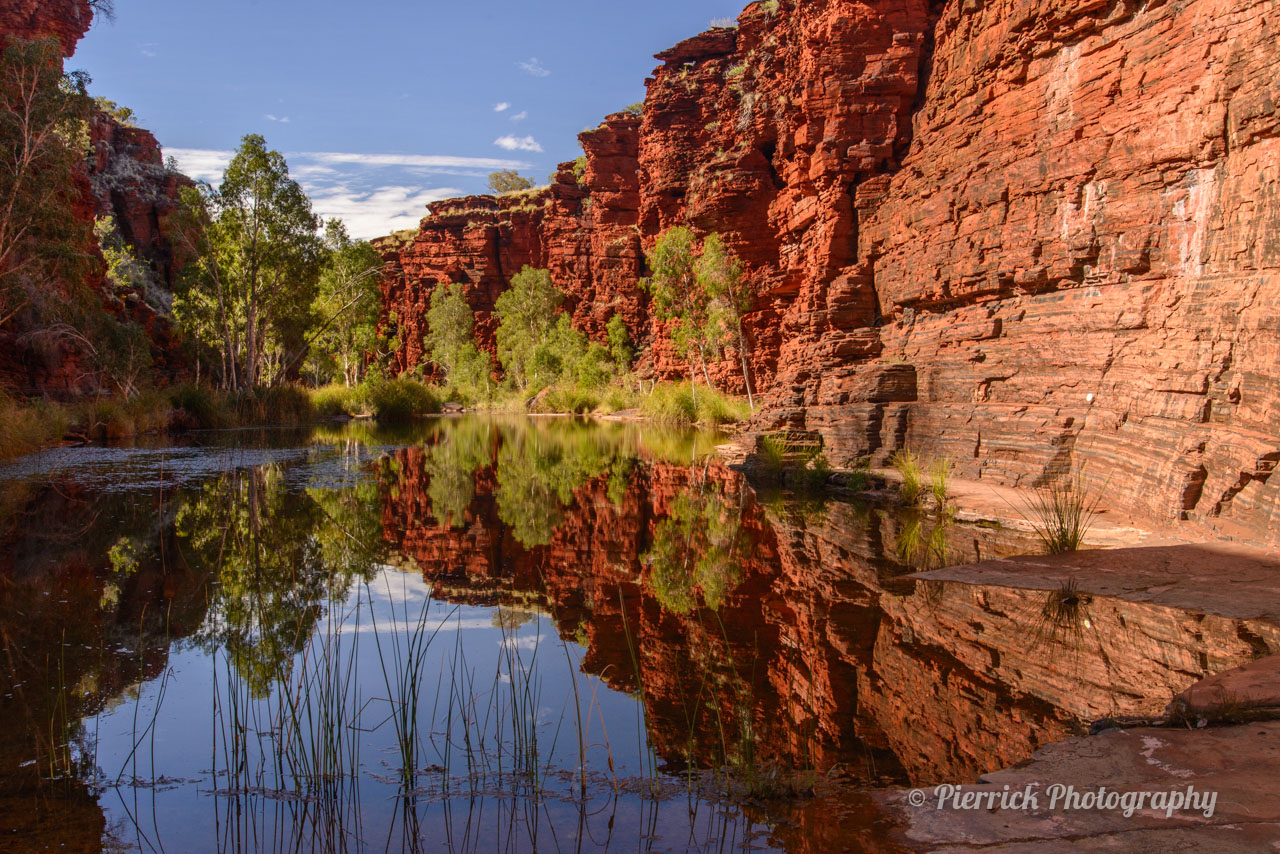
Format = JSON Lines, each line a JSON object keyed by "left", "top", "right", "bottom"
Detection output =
{"left": 0, "top": 0, "right": 91, "bottom": 56}
{"left": 380, "top": 0, "right": 1279, "bottom": 546}
{"left": 1, "top": 0, "right": 193, "bottom": 394}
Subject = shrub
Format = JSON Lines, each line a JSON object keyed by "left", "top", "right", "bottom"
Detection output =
{"left": 531, "top": 386, "right": 600, "bottom": 415}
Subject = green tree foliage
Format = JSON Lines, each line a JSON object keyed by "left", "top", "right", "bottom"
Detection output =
{"left": 0, "top": 37, "right": 94, "bottom": 331}
{"left": 642, "top": 228, "right": 754, "bottom": 407}
{"left": 307, "top": 219, "right": 382, "bottom": 387}
{"left": 93, "top": 96, "right": 135, "bottom": 126}
{"left": 494, "top": 266, "right": 617, "bottom": 392}
{"left": 424, "top": 282, "right": 490, "bottom": 390}
{"left": 695, "top": 233, "right": 754, "bottom": 408}
{"left": 644, "top": 476, "right": 749, "bottom": 615}
{"left": 606, "top": 313, "right": 632, "bottom": 373}
{"left": 641, "top": 227, "right": 717, "bottom": 396}
{"left": 494, "top": 266, "right": 563, "bottom": 390}
{"left": 623, "top": 102, "right": 644, "bottom": 116}
{"left": 487, "top": 170, "right": 534, "bottom": 194}
{"left": 174, "top": 134, "right": 323, "bottom": 390}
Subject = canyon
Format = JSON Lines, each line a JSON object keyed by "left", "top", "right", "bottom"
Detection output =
{"left": 377, "top": 0, "right": 1280, "bottom": 549}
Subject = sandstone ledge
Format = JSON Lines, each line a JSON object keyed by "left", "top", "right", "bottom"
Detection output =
{"left": 876, "top": 723, "right": 1280, "bottom": 853}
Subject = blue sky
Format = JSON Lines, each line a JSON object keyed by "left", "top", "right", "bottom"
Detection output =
{"left": 72, "top": 0, "right": 744, "bottom": 238}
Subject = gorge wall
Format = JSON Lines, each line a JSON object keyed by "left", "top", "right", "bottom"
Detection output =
{"left": 378, "top": 0, "right": 1280, "bottom": 548}
{"left": 1, "top": 0, "right": 191, "bottom": 395}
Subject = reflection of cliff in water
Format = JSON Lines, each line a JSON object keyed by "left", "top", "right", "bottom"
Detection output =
{"left": 381, "top": 420, "right": 1280, "bottom": 788}
{"left": 4, "top": 417, "right": 1279, "bottom": 852}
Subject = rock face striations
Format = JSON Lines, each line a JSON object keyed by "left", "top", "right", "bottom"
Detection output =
{"left": 379, "top": 0, "right": 1280, "bottom": 547}
{"left": 1, "top": 0, "right": 193, "bottom": 394}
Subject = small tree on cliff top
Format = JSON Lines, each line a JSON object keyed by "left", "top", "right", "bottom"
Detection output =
{"left": 488, "top": 170, "right": 534, "bottom": 194}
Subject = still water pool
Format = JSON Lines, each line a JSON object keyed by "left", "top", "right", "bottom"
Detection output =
{"left": 1, "top": 417, "right": 1273, "bottom": 852}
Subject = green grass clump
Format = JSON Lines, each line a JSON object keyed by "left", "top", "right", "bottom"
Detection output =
{"left": 1025, "top": 469, "right": 1103, "bottom": 554}
{"left": 361, "top": 377, "right": 440, "bottom": 422}
{"left": 168, "top": 383, "right": 228, "bottom": 428}
{"left": 0, "top": 394, "right": 69, "bottom": 460}
{"left": 637, "top": 382, "right": 749, "bottom": 426}
{"left": 641, "top": 382, "right": 699, "bottom": 424}
{"left": 890, "top": 449, "right": 924, "bottom": 506}
{"left": 234, "top": 384, "right": 314, "bottom": 426}
{"left": 311, "top": 384, "right": 362, "bottom": 418}
{"left": 532, "top": 386, "right": 601, "bottom": 415}
{"left": 757, "top": 433, "right": 787, "bottom": 475}
{"left": 930, "top": 457, "right": 952, "bottom": 513}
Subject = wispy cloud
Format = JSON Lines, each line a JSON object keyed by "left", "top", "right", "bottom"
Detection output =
{"left": 494, "top": 102, "right": 510, "bottom": 112}
{"left": 308, "top": 152, "right": 529, "bottom": 170}
{"left": 166, "top": 148, "right": 233, "bottom": 184}
{"left": 493, "top": 135, "right": 542, "bottom": 153}
{"left": 510, "top": 110, "right": 528, "bottom": 122}
{"left": 264, "top": 114, "right": 290, "bottom": 123}
{"left": 517, "top": 57, "right": 550, "bottom": 78}
{"left": 165, "top": 148, "right": 530, "bottom": 239}
{"left": 139, "top": 43, "right": 158, "bottom": 58}
{"left": 310, "top": 185, "right": 461, "bottom": 240}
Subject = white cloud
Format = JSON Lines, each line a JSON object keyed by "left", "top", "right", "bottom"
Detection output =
{"left": 166, "top": 147, "right": 234, "bottom": 184}
{"left": 264, "top": 114, "right": 290, "bottom": 123}
{"left": 163, "top": 148, "right": 527, "bottom": 239}
{"left": 494, "top": 102, "right": 510, "bottom": 112}
{"left": 310, "top": 185, "right": 461, "bottom": 240}
{"left": 139, "top": 43, "right": 158, "bottom": 58}
{"left": 307, "top": 151, "right": 529, "bottom": 170}
{"left": 517, "top": 57, "right": 550, "bottom": 78}
{"left": 493, "top": 135, "right": 542, "bottom": 153}
{"left": 510, "top": 110, "right": 528, "bottom": 122}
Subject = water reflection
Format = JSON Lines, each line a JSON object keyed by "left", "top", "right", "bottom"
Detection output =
{"left": 0, "top": 416, "right": 1276, "bottom": 852}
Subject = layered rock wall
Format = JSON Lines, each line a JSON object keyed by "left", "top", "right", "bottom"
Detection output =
{"left": 380, "top": 0, "right": 1280, "bottom": 546}
{"left": 1, "top": 0, "right": 193, "bottom": 394}
{"left": 0, "top": 0, "right": 91, "bottom": 56}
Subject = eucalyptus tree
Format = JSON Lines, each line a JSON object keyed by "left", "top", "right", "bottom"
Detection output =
{"left": 642, "top": 227, "right": 717, "bottom": 400}
{"left": 696, "top": 233, "right": 754, "bottom": 409}
{"left": 308, "top": 219, "right": 382, "bottom": 386}
{"left": 174, "top": 134, "right": 323, "bottom": 390}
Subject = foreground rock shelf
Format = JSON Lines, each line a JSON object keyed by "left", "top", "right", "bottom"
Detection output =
{"left": 877, "top": 723, "right": 1280, "bottom": 852}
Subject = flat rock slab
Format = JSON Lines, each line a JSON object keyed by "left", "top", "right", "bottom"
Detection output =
{"left": 1176, "top": 654, "right": 1280, "bottom": 712}
{"left": 913, "top": 545, "right": 1280, "bottom": 624}
{"left": 877, "top": 723, "right": 1280, "bottom": 852}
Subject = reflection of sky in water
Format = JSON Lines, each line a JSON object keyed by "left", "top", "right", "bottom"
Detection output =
{"left": 86, "top": 566, "right": 779, "bottom": 852}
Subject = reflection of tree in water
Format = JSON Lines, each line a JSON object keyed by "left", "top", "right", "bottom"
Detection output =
{"left": 176, "top": 465, "right": 382, "bottom": 696}
{"left": 494, "top": 420, "right": 628, "bottom": 548}
{"left": 419, "top": 418, "right": 495, "bottom": 528}
{"left": 643, "top": 468, "right": 751, "bottom": 615}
